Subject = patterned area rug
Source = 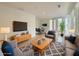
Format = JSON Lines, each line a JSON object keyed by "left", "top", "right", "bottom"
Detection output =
{"left": 34, "top": 42, "right": 65, "bottom": 56}
{"left": 19, "top": 41, "right": 65, "bottom": 56}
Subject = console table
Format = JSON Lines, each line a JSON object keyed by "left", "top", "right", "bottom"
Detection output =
{"left": 14, "top": 34, "right": 31, "bottom": 48}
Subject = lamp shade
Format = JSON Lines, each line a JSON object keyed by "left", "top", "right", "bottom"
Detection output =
{"left": 0, "top": 27, "right": 10, "bottom": 33}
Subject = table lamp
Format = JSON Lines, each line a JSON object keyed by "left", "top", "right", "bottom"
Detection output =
{"left": 0, "top": 27, "right": 10, "bottom": 41}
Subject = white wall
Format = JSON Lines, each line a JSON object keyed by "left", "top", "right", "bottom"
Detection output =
{"left": 0, "top": 5, "right": 36, "bottom": 40}
{"left": 36, "top": 18, "right": 50, "bottom": 32}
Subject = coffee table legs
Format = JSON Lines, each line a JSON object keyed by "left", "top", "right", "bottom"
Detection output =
{"left": 32, "top": 46, "right": 45, "bottom": 56}
{"left": 39, "top": 49, "right": 45, "bottom": 56}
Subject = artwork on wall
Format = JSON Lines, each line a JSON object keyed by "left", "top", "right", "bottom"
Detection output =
{"left": 42, "top": 23, "right": 47, "bottom": 27}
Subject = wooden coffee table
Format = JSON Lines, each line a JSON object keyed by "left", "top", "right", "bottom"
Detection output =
{"left": 31, "top": 38, "right": 52, "bottom": 55}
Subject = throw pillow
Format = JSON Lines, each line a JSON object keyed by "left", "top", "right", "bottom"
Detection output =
{"left": 68, "top": 35, "right": 76, "bottom": 44}
{"left": 48, "top": 31, "right": 55, "bottom": 35}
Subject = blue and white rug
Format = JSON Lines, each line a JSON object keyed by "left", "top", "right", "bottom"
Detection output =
{"left": 34, "top": 42, "right": 65, "bottom": 56}
{"left": 19, "top": 41, "right": 65, "bottom": 56}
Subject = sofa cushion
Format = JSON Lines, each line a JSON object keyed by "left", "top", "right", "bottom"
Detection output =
{"left": 68, "top": 35, "right": 76, "bottom": 44}
{"left": 75, "top": 37, "right": 79, "bottom": 47}
{"left": 65, "top": 40, "right": 76, "bottom": 56}
{"left": 65, "top": 40, "right": 76, "bottom": 50}
{"left": 73, "top": 48, "right": 79, "bottom": 56}
{"left": 66, "top": 48, "right": 75, "bottom": 56}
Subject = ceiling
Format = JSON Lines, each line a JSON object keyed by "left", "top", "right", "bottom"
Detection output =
{"left": 0, "top": 2, "right": 76, "bottom": 19}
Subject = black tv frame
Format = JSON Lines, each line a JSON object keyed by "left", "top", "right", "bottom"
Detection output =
{"left": 13, "top": 21, "right": 27, "bottom": 32}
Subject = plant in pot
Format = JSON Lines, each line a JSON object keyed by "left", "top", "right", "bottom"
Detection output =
{"left": 60, "top": 20, "right": 65, "bottom": 37}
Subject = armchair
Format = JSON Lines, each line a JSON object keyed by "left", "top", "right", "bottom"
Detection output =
{"left": 45, "top": 31, "right": 55, "bottom": 41}
{"left": 1, "top": 40, "right": 14, "bottom": 56}
{"left": 9, "top": 39, "right": 34, "bottom": 56}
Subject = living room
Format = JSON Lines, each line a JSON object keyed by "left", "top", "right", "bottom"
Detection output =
{"left": 0, "top": 2, "right": 79, "bottom": 56}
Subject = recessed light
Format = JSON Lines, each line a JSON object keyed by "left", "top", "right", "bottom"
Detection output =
{"left": 58, "top": 5, "right": 61, "bottom": 8}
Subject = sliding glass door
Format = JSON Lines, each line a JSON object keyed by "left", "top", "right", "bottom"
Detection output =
{"left": 49, "top": 19, "right": 56, "bottom": 31}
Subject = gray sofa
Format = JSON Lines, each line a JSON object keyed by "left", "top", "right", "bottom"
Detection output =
{"left": 65, "top": 36, "right": 79, "bottom": 56}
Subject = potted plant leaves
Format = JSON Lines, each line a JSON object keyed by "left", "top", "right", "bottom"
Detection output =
{"left": 60, "top": 20, "right": 65, "bottom": 37}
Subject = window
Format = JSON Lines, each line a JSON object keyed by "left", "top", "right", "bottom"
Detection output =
{"left": 49, "top": 19, "right": 56, "bottom": 31}
{"left": 49, "top": 19, "right": 53, "bottom": 30}
{"left": 57, "top": 18, "right": 63, "bottom": 32}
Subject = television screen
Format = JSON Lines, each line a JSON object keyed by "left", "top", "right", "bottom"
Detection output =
{"left": 42, "top": 24, "right": 47, "bottom": 26}
{"left": 13, "top": 21, "right": 27, "bottom": 32}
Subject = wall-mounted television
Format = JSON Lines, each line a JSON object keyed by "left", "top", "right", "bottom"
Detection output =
{"left": 42, "top": 23, "right": 47, "bottom": 26}
{"left": 13, "top": 21, "right": 27, "bottom": 32}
